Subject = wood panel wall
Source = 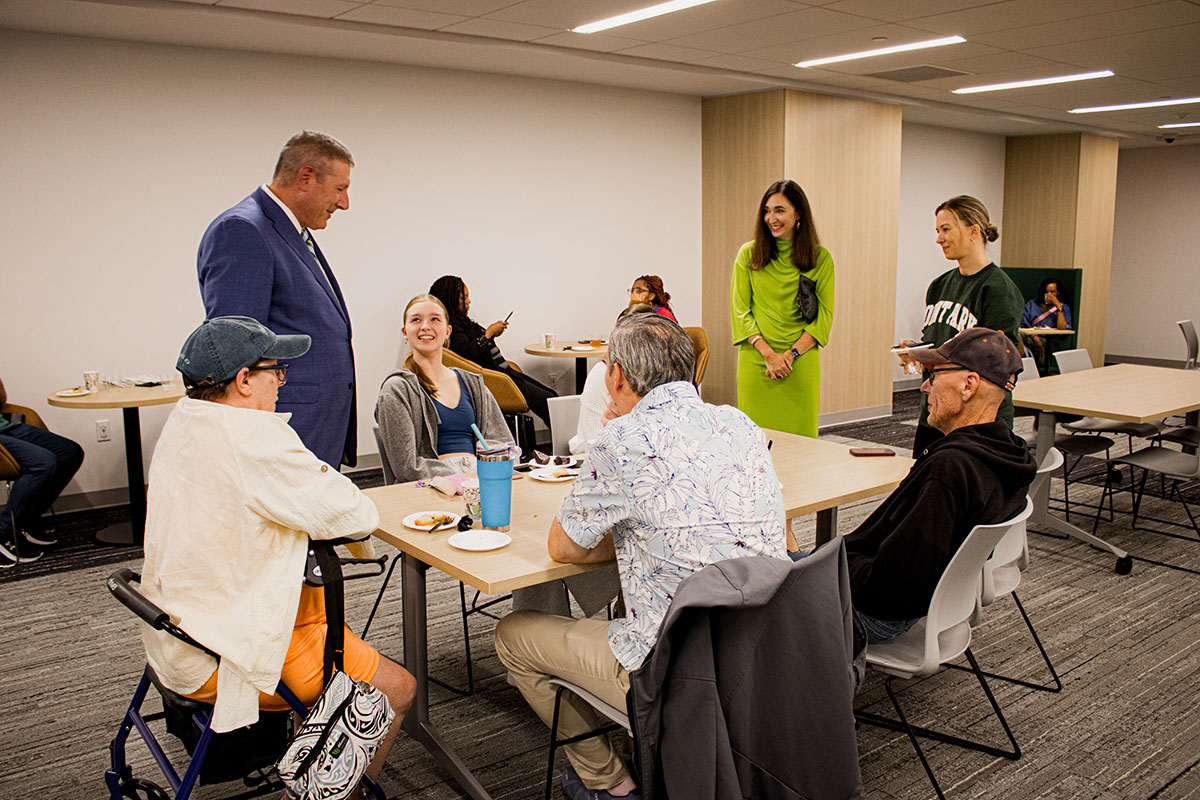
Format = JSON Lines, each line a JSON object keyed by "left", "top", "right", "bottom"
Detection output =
{"left": 701, "top": 89, "right": 901, "bottom": 422}
{"left": 1002, "top": 133, "right": 1119, "bottom": 366}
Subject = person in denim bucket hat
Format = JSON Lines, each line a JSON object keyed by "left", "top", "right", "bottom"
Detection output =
{"left": 841, "top": 325, "right": 1035, "bottom": 645}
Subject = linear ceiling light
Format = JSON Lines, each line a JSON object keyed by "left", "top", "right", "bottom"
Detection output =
{"left": 571, "top": 0, "right": 721, "bottom": 34}
{"left": 1159, "top": 121, "right": 1200, "bottom": 129}
{"left": 1070, "top": 96, "right": 1200, "bottom": 114}
{"left": 794, "top": 35, "right": 965, "bottom": 68}
{"left": 952, "top": 70, "right": 1113, "bottom": 94}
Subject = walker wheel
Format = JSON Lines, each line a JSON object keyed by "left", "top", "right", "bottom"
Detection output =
{"left": 120, "top": 778, "right": 170, "bottom": 800}
{"left": 1115, "top": 555, "right": 1133, "bottom": 575}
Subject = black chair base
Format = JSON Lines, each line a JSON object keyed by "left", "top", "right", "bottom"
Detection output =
{"left": 544, "top": 684, "right": 626, "bottom": 800}
{"left": 856, "top": 648, "right": 1020, "bottom": 800}
{"left": 949, "top": 593, "right": 1062, "bottom": 693}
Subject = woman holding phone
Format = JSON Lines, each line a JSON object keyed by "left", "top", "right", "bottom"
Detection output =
{"left": 730, "top": 179, "right": 835, "bottom": 438}
{"left": 900, "top": 195, "right": 1023, "bottom": 455}
{"left": 428, "top": 275, "right": 557, "bottom": 426}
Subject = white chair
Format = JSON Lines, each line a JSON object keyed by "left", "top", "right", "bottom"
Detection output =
{"left": 1179, "top": 319, "right": 1198, "bottom": 370}
{"left": 972, "top": 479, "right": 1062, "bottom": 693}
{"left": 547, "top": 394, "right": 581, "bottom": 456}
{"left": 1095, "top": 441, "right": 1200, "bottom": 541}
{"left": 856, "top": 498, "right": 1032, "bottom": 800}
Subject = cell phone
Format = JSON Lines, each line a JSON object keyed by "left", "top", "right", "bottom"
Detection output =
{"left": 513, "top": 463, "right": 534, "bottom": 472}
{"left": 849, "top": 447, "right": 895, "bottom": 457}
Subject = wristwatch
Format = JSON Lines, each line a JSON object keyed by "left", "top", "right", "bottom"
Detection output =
{"left": 789, "top": 347, "right": 801, "bottom": 359}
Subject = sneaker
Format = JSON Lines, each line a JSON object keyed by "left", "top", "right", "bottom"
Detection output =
{"left": 23, "top": 529, "right": 58, "bottom": 547}
{"left": 0, "top": 537, "right": 42, "bottom": 564}
{"left": 560, "top": 767, "right": 641, "bottom": 800}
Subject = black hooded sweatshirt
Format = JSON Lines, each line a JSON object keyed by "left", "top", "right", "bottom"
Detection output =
{"left": 844, "top": 420, "right": 1036, "bottom": 621}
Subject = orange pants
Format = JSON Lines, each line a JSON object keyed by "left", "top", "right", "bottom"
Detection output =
{"left": 186, "top": 583, "right": 381, "bottom": 711}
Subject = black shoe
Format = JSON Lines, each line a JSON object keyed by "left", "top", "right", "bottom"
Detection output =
{"left": 560, "top": 767, "right": 641, "bottom": 800}
{"left": 0, "top": 538, "right": 42, "bottom": 564}
{"left": 23, "top": 529, "right": 58, "bottom": 547}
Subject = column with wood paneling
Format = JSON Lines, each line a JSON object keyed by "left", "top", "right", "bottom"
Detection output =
{"left": 701, "top": 89, "right": 901, "bottom": 425}
{"left": 1002, "top": 133, "right": 1119, "bottom": 366}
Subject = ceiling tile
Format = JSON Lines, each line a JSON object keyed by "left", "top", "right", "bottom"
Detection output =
{"left": 531, "top": 30, "right": 646, "bottom": 52}
{"left": 687, "top": 53, "right": 786, "bottom": 71}
{"left": 903, "top": 0, "right": 1154, "bottom": 37}
{"left": 749, "top": 37, "right": 997, "bottom": 73}
{"left": 439, "top": 16, "right": 562, "bottom": 41}
{"left": 971, "top": 1, "right": 1200, "bottom": 51}
{"left": 824, "top": 0, "right": 1000, "bottom": 23}
{"left": 664, "top": 6, "right": 878, "bottom": 53}
{"left": 334, "top": 5, "right": 469, "bottom": 28}
{"left": 486, "top": 0, "right": 657, "bottom": 29}
{"left": 369, "top": 0, "right": 521, "bottom": 13}
{"left": 216, "top": 0, "right": 360, "bottom": 16}
{"left": 579, "top": 0, "right": 808, "bottom": 42}
{"left": 1026, "top": 23, "right": 1200, "bottom": 81}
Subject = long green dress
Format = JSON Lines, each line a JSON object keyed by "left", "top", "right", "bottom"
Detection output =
{"left": 730, "top": 241, "right": 836, "bottom": 438}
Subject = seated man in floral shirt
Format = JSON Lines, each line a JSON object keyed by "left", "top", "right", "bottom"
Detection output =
{"left": 495, "top": 313, "right": 788, "bottom": 800}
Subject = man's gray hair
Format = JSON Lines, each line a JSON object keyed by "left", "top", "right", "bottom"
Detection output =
{"left": 272, "top": 131, "right": 354, "bottom": 186}
{"left": 608, "top": 313, "right": 694, "bottom": 396}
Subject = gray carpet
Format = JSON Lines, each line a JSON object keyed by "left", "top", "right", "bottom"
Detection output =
{"left": 2, "top": 391, "right": 1199, "bottom": 799}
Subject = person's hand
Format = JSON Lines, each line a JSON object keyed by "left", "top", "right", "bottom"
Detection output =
{"left": 485, "top": 320, "right": 509, "bottom": 339}
{"left": 895, "top": 339, "right": 919, "bottom": 370}
{"left": 1030, "top": 335, "right": 1045, "bottom": 357}
{"left": 763, "top": 350, "right": 792, "bottom": 380}
{"left": 1047, "top": 293, "right": 1063, "bottom": 310}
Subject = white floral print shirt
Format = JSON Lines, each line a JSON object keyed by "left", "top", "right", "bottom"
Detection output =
{"left": 557, "top": 381, "right": 787, "bottom": 671}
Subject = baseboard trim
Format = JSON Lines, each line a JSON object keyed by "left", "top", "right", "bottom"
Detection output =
{"left": 818, "top": 403, "right": 893, "bottom": 429}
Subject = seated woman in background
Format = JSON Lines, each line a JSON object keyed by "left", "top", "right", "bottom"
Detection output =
{"left": 429, "top": 275, "right": 557, "bottom": 427}
{"left": 375, "top": 294, "right": 514, "bottom": 484}
{"left": 569, "top": 304, "right": 656, "bottom": 456}
{"left": 628, "top": 274, "right": 678, "bottom": 322}
{"left": 1021, "top": 277, "right": 1073, "bottom": 360}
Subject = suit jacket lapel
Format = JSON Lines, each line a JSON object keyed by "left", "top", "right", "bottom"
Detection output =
{"left": 253, "top": 189, "right": 350, "bottom": 326}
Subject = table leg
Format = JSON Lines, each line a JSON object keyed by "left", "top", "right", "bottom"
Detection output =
{"left": 1185, "top": 409, "right": 1198, "bottom": 456}
{"left": 1030, "top": 410, "right": 1131, "bottom": 571}
{"left": 95, "top": 407, "right": 145, "bottom": 547}
{"left": 814, "top": 507, "right": 838, "bottom": 547}
{"left": 401, "top": 553, "right": 493, "bottom": 800}
{"left": 575, "top": 357, "right": 588, "bottom": 394}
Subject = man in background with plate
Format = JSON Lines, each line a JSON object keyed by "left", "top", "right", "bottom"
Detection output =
{"left": 495, "top": 314, "right": 788, "bottom": 800}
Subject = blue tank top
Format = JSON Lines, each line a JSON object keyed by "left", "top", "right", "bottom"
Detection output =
{"left": 435, "top": 372, "right": 478, "bottom": 456}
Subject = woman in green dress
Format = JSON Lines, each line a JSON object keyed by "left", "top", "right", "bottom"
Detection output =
{"left": 731, "top": 180, "right": 835, "bottom": 438}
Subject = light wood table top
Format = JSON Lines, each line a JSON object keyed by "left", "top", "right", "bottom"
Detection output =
{"left": 522, "top": 342, "right": 608, "bottom": 360}
{"left": 368, "top": 429, "right": 913, "bottom": 594}
{"left": 1019, "top": 327, "right": 1075, "bottom": 336}
{"left": 765, "top": 429, "right": 914, "bottom": 516}
{"left": 47, "top": 381, "right": 184, "bottom": 409}
{"left": 1013, "top": 363, "right": 1200, "bottom": 423}
{"left": 367, "top": 477, "right": 600, "bottom": 596}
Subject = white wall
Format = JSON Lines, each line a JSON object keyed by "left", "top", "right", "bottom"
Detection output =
{"left": 894, "top": 123, "right": 1007, "bottom": 381}
{"left": 1108, "top": 143, "right": 1200, "bottom": 361}
{"left": 1, "top": 30, "right": 701, "bottom": 500}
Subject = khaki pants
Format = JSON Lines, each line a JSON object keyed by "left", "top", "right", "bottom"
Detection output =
{"left": 494, "top": 611, "right": 631, "bottom": 789}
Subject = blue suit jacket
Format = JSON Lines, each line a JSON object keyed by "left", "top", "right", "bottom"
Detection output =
{"left": 197, "top": 187, "right": 357, "bottom": 467}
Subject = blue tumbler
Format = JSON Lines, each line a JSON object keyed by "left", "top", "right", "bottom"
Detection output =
{"left": 476, "top": 445, "right": 515, "bottom": 530}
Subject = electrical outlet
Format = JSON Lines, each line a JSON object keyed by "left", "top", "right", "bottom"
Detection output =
{"left": 547, "top": 371, "right": 560, "bottom": 387}
{"left": 96, "top": 419, "right": 111, "bottom": 442}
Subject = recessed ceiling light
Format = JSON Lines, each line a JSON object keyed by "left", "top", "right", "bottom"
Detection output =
{"left": 1159, "top": 121, "right": 1200, "bottom": 129}
{"left": 571, "top": 0, "right": 722, "bottom": 34}
{"left": 952, "top": 70, "right": 1113, "bottom": 94}
{"left": 1070, "top": 96, "right": 1200, "bottom": 114}
{"left": 794, "top": 36, "right": 965, "bottom": 69}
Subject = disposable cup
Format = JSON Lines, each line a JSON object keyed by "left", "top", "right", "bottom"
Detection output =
{"left": 543, "top": 333, "right": 555, "bottom": 349}
{"left": 462, "top": 478, "right": 481, "bottom": 521}
{"left": 83, "top": 371, "right": 100, "bottom": 392}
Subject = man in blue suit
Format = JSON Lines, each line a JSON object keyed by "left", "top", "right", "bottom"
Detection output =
{"left": 198, "top": 131, "right": 358, "bottom": 467}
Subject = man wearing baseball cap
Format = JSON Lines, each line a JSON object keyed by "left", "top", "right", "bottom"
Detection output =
{"left": 842, "top": 327, "right": 1036, "bottom": 643}
{"left": 140, "top": 316, "right": 413, "bottom": 784}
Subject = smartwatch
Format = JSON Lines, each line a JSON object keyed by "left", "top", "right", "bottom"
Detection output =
{"left": 789, "top": 347, "right": 801, "bottom": 359}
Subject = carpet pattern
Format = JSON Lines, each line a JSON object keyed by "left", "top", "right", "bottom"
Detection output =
{"left": 2, "top": 391, "right": 1199, "bottom": 799}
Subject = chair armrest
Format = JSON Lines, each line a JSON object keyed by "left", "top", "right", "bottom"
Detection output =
{"left": 0, "top": 442, "right": 20, "bottom": 480}
{"left": 1, "top": 403, "right": 46, "bottom": 430}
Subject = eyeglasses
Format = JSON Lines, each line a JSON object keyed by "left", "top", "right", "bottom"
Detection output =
{"left": 247, "top": 363, "right": 289, "bottom": 384}
{"left": 628, "top": 286, "right": 649, "bottom": 294}
{"left": 921, "top": 366, "right": 968, "bottom": 385}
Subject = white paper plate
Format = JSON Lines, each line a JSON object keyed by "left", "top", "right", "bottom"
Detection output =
{"left": 565, "top": 345, "right": 596, "bottom": 352}
{"left": 890, "top": 344, "right": 934, "bottom": 354}
{"left": 402, "top": 511, "right": 461, "bottom": 531}
{"left": 448, "top": 530, "right": 511, "bottom": 551}
{"left": 530, "top": 455, "right": 578, "bottom": 468}
{"left": 55, "top": 387, "right": 90, "bottom": 397}
{"left": 529, "top": 467, "right": 579, "bottom": 483}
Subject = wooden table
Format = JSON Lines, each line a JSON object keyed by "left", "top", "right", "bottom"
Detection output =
{"left": 48, "top": 381, "right": 183, "bottom": 546}
{"left": 764, "top": 429, "right": 913, "bottom": 546}
{"left": 523, "top": 342, "right": 608, "bottom": 394}
{"left": 365, "top": 429, "right": 910, "bottom": 798}
{"left": 1013, "top": 363, "right": 1200, "bottom": 573}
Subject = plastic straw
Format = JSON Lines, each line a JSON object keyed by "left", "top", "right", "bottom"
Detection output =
{"left": 470, "top": 423, "right": 489, "bottom": 451}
